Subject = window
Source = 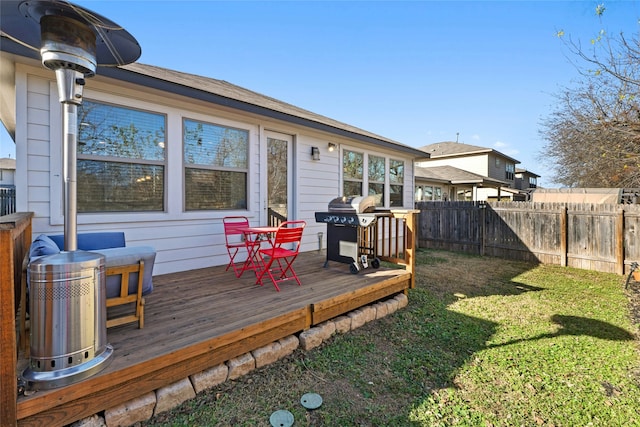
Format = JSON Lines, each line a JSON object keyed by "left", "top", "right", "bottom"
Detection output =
{"left": 415, "top": 185, "right": 442, "bottom": 202}
{"left": 389, "top": 159, "right": 404, "bottom": 206}
{"left": 529, "top": 176, "right": 537, "bottom": 188}
{"left": 77, "top": 100, "right": 166, "bottom": 212}
{"left": 183, "top": 119, "right": 248, "bottom": 210}
{"left": 505, "top": 163, "right": 515, "bottom": 181}
{"left": 414, "top": 186, "right": 423, "bottom": 201}
{"left": 343, "top": 149, "right": 363, "bottom": 196}
{"left": 434, "top": 186, "right": 443, "bottom": 200}
{"left": 423, "top": 186, "right": 433, "bottom": 200}
{"left": 368, "top": 155, "right": 385, "bottom": 206}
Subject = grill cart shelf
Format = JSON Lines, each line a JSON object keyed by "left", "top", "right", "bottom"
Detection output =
{"left": 315, "top": 196, "right": 390, "bottom": 274}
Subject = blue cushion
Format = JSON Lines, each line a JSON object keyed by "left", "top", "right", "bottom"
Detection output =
{"left": 92, "top": 246, "right": 156, "bottom": 297}
{"left": 29, "top": 234, "right": 61, "bottom": 258}
{"left": 49, "top": 232, "right": 126, "bottom": 251}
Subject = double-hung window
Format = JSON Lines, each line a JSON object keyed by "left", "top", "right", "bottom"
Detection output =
{"left": 183, "top": 119, "right": 248, "bottom": 210}
{"left": 368, "top": 154, "right": 385, "bottom": 206}
{"left": 343, "top": 149, "right": 364, "bottom": 196}
{"left": 342, "top": 150, "right": 406, "bottom": 207}
{"left": 505, "top": 163, "right": 515, "bottom": 181}
{"left": 389, "top": 158, "right": 404, "bottom": 206}
{"left": 77, "top": 100, "right": 166, "bottom": 212}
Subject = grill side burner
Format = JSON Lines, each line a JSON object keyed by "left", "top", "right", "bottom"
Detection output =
{"left": 315, "top": 196, "right": 388, "bottom": 273}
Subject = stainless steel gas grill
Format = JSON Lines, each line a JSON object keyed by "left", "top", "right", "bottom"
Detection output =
{"left": 315, "top": 196, "right": 389, "bottom": 273}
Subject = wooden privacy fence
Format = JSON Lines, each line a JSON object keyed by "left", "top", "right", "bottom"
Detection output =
{"left": 417, "top": 201, "right": 640, "bottom": 275}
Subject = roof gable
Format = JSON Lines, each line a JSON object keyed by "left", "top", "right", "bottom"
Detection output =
{"left": 419, "top": 141, "right": 519, "bottom": 164}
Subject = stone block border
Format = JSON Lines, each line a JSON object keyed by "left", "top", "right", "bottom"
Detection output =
{"left": 69, "top": 293, "right": 408, "bottom": 427}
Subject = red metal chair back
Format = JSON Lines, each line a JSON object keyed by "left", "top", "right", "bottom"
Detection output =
{"left": 223, "top": 216, "right": 250, "bottom": 242}
{"left": 256, "top": 220, "right": 306, "bottom": 291}
{"left": 271, "top": 220, "right": 306, "bottom": 251}
{"left": 223, "top": 216, "right": 251, "bottom": 277}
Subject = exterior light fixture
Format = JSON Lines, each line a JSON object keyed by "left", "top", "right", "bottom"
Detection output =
{"left": 311, "top": 146, "right": 320, "bottom": 161}
{"left": 328, "top": 142, "right": 337, "bottom": 152}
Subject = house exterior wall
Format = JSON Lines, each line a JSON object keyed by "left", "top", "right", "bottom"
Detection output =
{"left": 417, "top": 154, "right": 489, "bottom": 177}
{"left": 418, "top": 152, "right": 516, "bottom": 189}
{"left": 0, "top": 164, "right": 15, "bottom": 186}
{"left": 487, "top": 153, "right": 505, "bottom": 181}
{"left": 11, "top": 62, "right": 416, "bottom": 275}
{"left": 515, "top": 171, "right": 538, "bottom": 190}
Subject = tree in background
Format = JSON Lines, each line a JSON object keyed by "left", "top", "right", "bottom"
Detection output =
{"left": 541, "top": 4, "right": 640, "bottom": 187}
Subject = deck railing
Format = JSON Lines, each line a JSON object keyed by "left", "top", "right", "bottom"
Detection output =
{"left": 1, "top": 212, "right": 33, "bottom": 427}
{"left": 376, "top": 210, "right": 418, "bottom": 289}
{"left": 0, "top": 187, "right": 16, "bottom": 216}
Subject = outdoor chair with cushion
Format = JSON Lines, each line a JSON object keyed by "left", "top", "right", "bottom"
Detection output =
{"left": 23, "top": 232, "right": 155, "bottom": 341}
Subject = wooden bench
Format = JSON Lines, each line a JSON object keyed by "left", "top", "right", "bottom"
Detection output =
{"left": 106, "top": 261, "right": 145, "bottom": 329}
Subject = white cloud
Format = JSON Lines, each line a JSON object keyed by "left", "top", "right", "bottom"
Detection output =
{"left": 471, "top": 134, "right": 480, "bottom": 140}
{"left": 493, "top": 140, "right": 519, "bottom": 157}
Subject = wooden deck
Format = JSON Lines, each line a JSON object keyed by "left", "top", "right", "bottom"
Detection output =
{"left": 15, "top": 250, "right": 412, "bottom": 427}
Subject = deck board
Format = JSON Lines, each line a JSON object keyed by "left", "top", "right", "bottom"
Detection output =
{"left": 16, "top": 251, "right": 411, "bottom": 427}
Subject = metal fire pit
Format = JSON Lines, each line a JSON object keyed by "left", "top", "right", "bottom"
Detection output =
{"left": 22, "top": 251, "right": 113, "bottom": 390}
{"left": 315, "top": 196, "right": 389, "bottom": 274}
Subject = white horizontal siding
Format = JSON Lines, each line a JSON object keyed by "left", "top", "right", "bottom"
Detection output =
{"left": 24, "top": 74, "right": 52, "bottom": 227}
{"left": 13, "top": 62, "right": 419, "bottom": 275}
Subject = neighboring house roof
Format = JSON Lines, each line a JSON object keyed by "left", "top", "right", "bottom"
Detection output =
{"left": 515, "top": 168, "right": 540, "bottom": 178}
{"left": 415, "top": 165, "right": 506, "bottom": 187}
{"left": 0, "top": 157, "right": 16, "bottom": 170}
{"left": 419, "top": 141, "right": 520, "bottom": 164}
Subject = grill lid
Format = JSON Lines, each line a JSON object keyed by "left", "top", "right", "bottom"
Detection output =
{"left": 328, "top": 195, "right": 377, "bottom": 213}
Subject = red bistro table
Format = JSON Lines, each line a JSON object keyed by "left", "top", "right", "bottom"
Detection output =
{"left": 239, "top": 226, "right": 278, "bottom": 277}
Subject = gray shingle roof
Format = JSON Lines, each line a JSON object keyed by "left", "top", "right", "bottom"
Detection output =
{"left": 419, "top": 141, "right": 519, "bottom": 163}
{"left": 0, "top": 157, "right": 16, "bottom": 170}
{"left": 1, "top": 37, "right": 429, "bottom": 158}
{"left": 113, "top": 62, "right": 429, "bottom": 158}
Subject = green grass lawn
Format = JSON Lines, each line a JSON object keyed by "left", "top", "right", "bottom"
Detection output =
{"left": 144, "top": 250, "right": 640, "bottom": 426}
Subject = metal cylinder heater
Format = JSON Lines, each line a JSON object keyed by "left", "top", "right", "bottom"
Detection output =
{"left": 22, "top": 251, "right": 113, "bottom": 390}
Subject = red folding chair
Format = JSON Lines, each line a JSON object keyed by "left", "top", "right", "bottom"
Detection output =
{"left": 223, "top": 216, "right": 257, "bottom": 278}
{"left": 255, "top": 220, "right": 306, "bottom": 291}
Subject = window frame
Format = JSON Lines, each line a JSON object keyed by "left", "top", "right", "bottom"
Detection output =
{"left": 342, "top": 149, "right": 364, "bottom": 197}
{"left": 505, "top": 162, "right": 515, "bottom": 181}
{"left": 76, "top": 98, "right": 168, "bottom": 214}
{"left": 341, "top": 147, "right": 409, "bottom": 208}
{"left": 182, "top": 117, "right": 250, "bottom": 211}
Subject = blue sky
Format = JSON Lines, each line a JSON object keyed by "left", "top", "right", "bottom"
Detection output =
{"left": 2, "top": 1, "right": 639, "bottom": 187}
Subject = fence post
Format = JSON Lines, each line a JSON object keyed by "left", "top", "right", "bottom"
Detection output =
{"left": 616, "top": 208, "right": 625, "bottom": 275}
{"left": 403, "top": 210, "right": 418, "bottom": 289}
{"left": 480, "top": 202, "right": 485, "bottom": 256}
{"left": 560, "top": 206, "right": 568, "bottom": 267}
